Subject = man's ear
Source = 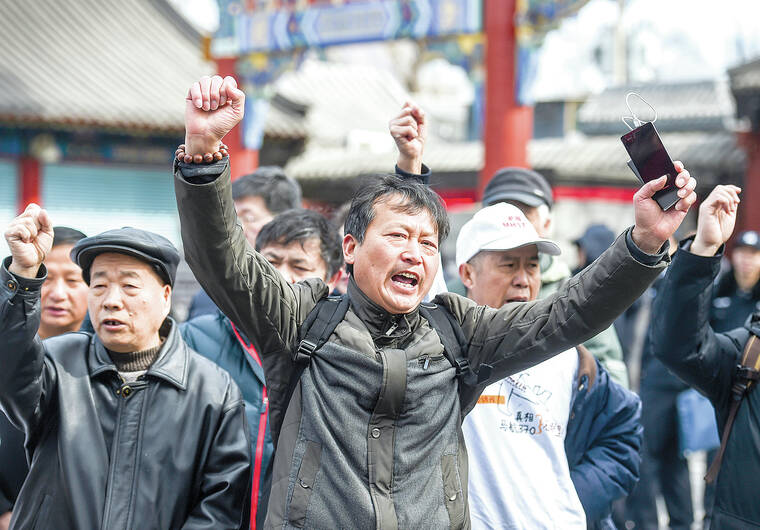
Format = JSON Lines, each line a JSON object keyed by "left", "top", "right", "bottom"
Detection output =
{"left": 162, "top": 285, "right": 172, "bottom": 318}
{"left": 343, "top": 234, "right": 358, "bottom": 267}
{"left": 459, "top": 262, "right": 476, "bottom": 290}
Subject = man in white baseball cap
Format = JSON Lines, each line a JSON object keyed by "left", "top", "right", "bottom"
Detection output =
{"left": 457, "top": 203, "right": 642, "bottom": 529}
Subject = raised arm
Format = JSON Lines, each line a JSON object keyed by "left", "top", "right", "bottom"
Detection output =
{"left": 174, "top": 76, "right": 326, "bottom": 357}
{"left": 0, "top": 205, "right": 57, "bottom": 439}
{"left": 652, "top": 184, "right": 743, "bottom": 409}
{"left": 441, "top": 162, "right": 698, "bottom": 388}
{"left": 390, "top": 102, "right": 426, "bottom": 176}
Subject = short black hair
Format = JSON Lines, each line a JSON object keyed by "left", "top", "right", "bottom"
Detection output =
{"left": 343, "top": 175, "right": 449, "bottom": 274}
{"left": 255, "top": 209, "right": 343, "bottom": 278}
{"left": 231, "top": 166, "right": 302, "bottom": 214}
{"left": 345, "top": 174, "right": 449, "bottom": 244}
{"left": 53, "top": 226, "right": 87, "bottom": 248}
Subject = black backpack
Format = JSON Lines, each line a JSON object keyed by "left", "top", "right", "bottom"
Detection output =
{"left": 276, "top": 295, "right": 491, "bottom": 442}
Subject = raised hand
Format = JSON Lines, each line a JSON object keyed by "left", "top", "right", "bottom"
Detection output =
{"left": 631, "top": 161, "right": 697, "bottom": 254}
{"left": 690, "top": 184, "right": 742, "bottom": 256}
{"left": 4, "top": 203, "right": 54, "bottom": 278}
{"left": 184, "top": 75, "right": 246, "bottom": 156}
{"left": 389, "top": 102, "right": 426, "bottom": 174}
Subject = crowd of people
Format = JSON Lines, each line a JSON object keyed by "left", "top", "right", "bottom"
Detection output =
{"left": 0, "top": 74, "right": 758, "bottom": 530}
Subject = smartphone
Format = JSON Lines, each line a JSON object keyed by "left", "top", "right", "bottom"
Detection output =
{"left": 620, "top": 121, "right": 680, "bottom": 210}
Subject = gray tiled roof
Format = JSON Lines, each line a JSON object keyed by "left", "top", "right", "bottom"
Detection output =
{"left": 577, "top": 80, "right": 736, "bottom": 135}
{"left": 286, "top": 130, "right": 743, "bottom": 188}
{"left": 271, "top": 59, "right": 411, "bottom": 147}
{"left": 285, "top": 141, "right": 483, "bottom": 181}
{"left": 0, "top": 0, "right": 214, "bottom": 132}
{"left": 729, "top": 57, "right": 760, "bottom": 92}
{"left": 265, "top": 100, "right": 308, "bottom": 139}
{"left": 530, "top": 131, "right": 744, "bottom": 184}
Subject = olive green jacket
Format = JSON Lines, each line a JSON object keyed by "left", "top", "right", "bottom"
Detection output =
{"left": 174, "top": 160, "right": 666, "bottom": 529}
{"left": 540, "top": 254, "right": 630, "bottom": 388}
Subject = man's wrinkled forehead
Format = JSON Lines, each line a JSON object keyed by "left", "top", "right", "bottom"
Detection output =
{"left": 89, "top": 252, "right": 168, "bottom": 287}
{"left": 473, "top": 244, "right": 539, "bottom": 263}
{"left": 372, "top": 194, "right": 438, "bottom": 233}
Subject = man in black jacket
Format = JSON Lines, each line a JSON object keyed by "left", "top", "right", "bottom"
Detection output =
{"left": 0, "top": 226, "right": 87, "bottom": 530}
{"left": 650, "top": 184, "right": 760, "bottom": 528}
{"left": 0, "top": 205, "right": 251, "bottom": 529}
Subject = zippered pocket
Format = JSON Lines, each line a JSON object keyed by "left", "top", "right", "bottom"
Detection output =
{"left": 288, "top": 440, "right": 323, "bottom": 528}
{"left": 418, "top": 353, "right": 446, "bottom": 370}
{"left": 441, "top": 454, "right": 465, "bottom": 528}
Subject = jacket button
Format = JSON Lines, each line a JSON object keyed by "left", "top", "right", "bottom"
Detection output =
{"left": 371, "top": 428, "right": 381, "bottom": 439}
{"left": 449, "top": 493, "right": 457, "bottom": 501}
{"left": 122, "top": 386, "right": 132, "bottom": 397}
{"left": 6, "top": 280, "right": 17, "bottom": 291}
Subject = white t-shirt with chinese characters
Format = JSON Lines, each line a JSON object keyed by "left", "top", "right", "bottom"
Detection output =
{"left": 462, "top": 348, "right": 586, "bottom": 529}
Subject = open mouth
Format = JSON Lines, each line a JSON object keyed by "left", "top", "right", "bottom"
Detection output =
{"left": 102, "top": 318, "right": 126, "bottom": 330}
{"left": 506, "top": 296, "right": 529, "bottom": 303}
{"left": 391, "top": 271, "right": 419, "bottom": 289}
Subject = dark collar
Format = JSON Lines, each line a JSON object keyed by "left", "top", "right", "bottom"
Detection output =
{"left": 89, "top": 318, "right": 188, "bottom": 390}
{"left": 347, "top": 276, "right": 421, "bottom": 343}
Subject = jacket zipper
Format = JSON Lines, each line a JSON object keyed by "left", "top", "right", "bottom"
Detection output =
{"left": 232, "top": 323, "right": 268, "bottom": 529}
{"left": 101, "top": 384, "right": 125, "bottom": 529}
{"left": 385, "top": 320, "right": 399, "bottom": 336}
{"left": 102, "top": 376, "right": 141, "bottom": 530}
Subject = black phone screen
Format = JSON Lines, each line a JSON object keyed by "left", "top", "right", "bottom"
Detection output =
{"left": 621, "top": 122, "right": 677, "bottom": 189}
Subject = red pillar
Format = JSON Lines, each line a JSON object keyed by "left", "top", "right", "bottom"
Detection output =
{"left": 737, "top": 131, "right": 760, "bottom": 232}
{"left": 215, "top": 57, "right": 259, "bottom": 181}
{"left": 18, "top": 156, "right": 41, "bottom": 213}
{"left": 481, "top": 0, "right": 533, "bottom": 198}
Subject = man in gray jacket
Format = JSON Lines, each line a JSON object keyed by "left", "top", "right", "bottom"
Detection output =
{"left": 174, "top": 75, "right": 697, "bottom": 529}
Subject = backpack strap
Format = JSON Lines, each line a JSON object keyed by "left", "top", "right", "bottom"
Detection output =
{"left": 705, "top": 333, "right": 760, "bottom": 483}
{"left": 274, "top": 295, "right": 350, "bottom": 444}
{"left": 293, "top": 294, "right": 350, "bottom": 363}
{"left": 419, "top": 303, "right": 491, "bottom": 390}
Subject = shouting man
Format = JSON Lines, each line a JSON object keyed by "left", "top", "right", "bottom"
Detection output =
{"left": 174, "top": 75, "right": 696, "bottom": 529}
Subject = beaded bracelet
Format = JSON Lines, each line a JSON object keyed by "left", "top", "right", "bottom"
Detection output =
{"left": 175, "top": 143, "right": 229, "bottom": 164}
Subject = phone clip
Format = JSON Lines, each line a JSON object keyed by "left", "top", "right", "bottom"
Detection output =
{"left": 622, "top": 92, "right": 658, "bottom": 131}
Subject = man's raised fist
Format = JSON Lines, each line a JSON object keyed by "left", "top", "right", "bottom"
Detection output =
{"left": 184, "top": 75, "right": 246, "bottom": 157}
{"left": 5, "top": 203, "right": 54, "bottom": 278}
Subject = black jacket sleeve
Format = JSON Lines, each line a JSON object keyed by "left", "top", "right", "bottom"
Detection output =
{"left": 394, "top": 164, "right": 431, "bottom": 184}
{"left": 181, "top": 384, "right": 252, "bottom": 530}
{"left": 0, "top": 259, "right": 57, "bottom": 444}
{"left": 650, "top": 241, "right": 741, "bottom": 415}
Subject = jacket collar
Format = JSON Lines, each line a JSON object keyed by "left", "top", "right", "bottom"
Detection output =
{"left": 347, "top": 276, "right": 421, "bottom": 343}
{"left": 89, "top": 318, "right": 189, "bottom": 390}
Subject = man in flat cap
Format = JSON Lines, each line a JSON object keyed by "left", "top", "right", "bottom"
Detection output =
{"left": 0, "top": 204, "right": 251, "bottom": 529}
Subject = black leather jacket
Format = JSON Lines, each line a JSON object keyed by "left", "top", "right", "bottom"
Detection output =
{"left": 0, "top": 259, "right": 251, "bottom": 529}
